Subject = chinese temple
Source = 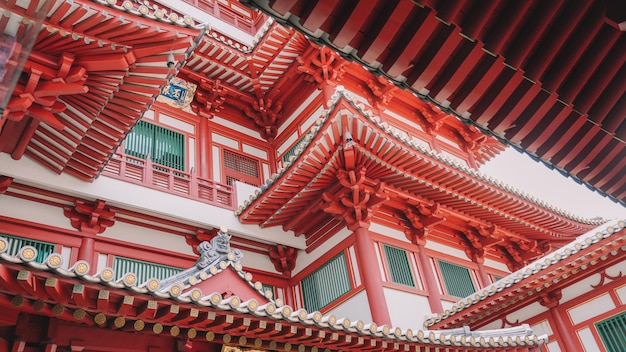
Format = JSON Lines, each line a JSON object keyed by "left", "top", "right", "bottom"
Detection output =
{"left": 0, "top": 1, "right": 624, "bottom": 352}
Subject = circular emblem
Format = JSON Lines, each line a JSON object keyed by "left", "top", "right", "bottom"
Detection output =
{"left": 222, "top": 334, "right": 231, "bottom": 343}
{"left": 205, "top": 331, "right": 215, "bottom": 341}
{"left": 210, "top": 293, "right": 221, "bottom": 304}
{"left": 245, "top": 272, "right": 253, "bottom": 281}
{"left": 284, "top": 342, "right": 292, "bottom": 351}
{"left": 238, "top": 336, "right": 247, "bottom": 346}
{"left": 47, "top": 254, "right": 63, "bottom": 268}
{"left": 0, "top": 238, "right": 7, "bottom": 253}
{"left": 73, "top": 308, "right": 86, "bottom": 320}
{"left": 187, "top": 328, "right": 197, "bottom": 339}
{"left": 124, "top": 273, "right": 136, "bottom": 286}
{"left": 169, "top": 13, "right": 179, "bottom": 22}
{"left": 74, "top": 261, "right": 89, "bottom": 276}
{"left": 94, "top": 313, "right": 107, "bottom": 325}
{"left": 20, "top": 246, "right": 37, "bottom": 261}
{"left": 122, "top": 1, "right": 133, "bottom": 10}
{"left": 247, "top": 299, "right": 258, "bottom": 311}
{"left": 147, "top": 279, "right": 159, "bottom": 291}
{"left": 282, "top": 306, "right": 291, "bottom": 317}
{"left": 138, "top": 5, "right": 148, "bottom": 14}
{"left": 153, "top": 323, "right": 163, "bottom": 334}
{"left": 191, "top": 289, "right": 202, "bottom": 301}
{"left": 134, "top": 320, "right": 145, "bottom": 331}
{"left": 229, "top": 296, "right": 240, "bottom": 308}
{"left": 114, "top": 317, "right": 125, "bottom": 328}
{"left": 100, "top": 268, "right": 114, "bottom": 281}
{"left": 170, "top": 326, "right": 180, "bottom": 337}
{"left": 265, "top": 303, "right": 275, "bottom": 314}
{"left": 169, "top": 285, "right": 181, "bottom": 296}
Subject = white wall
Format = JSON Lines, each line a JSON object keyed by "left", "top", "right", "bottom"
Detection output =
{"left": 100, "top": 221, "right": 195, "bottom": 256}
{"left": 384, "top": 287, "right": 431, "bottom": 329}
{"left": 328, "top": 290, "right": 372, "bottom": 324}
{"left": 0, "top": 195, "right": 74, "bottom": 231}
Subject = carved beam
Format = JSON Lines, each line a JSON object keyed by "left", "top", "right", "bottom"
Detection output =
{"left": 63, "top": 199, "right": 115, "bottom": 234}
{"left": 268, "top": 244, "right": 298, "bottom": 277}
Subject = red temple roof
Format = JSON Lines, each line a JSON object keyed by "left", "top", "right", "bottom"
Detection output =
{"left": 237, "top": 88, "right": 603, "bottom": 262}
{"left": 242, "top": 0, "right": 626, "bottom": 206}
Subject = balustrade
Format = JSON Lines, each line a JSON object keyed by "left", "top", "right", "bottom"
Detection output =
{"left": 102, "top": 154, "right": 235, "bottom": 210}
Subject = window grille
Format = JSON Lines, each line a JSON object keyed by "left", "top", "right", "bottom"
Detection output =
{"left": 113, "top": 256, "right": 183, "bottom": 285}
{"left": 0, "top": 234, "right": 55, "bottom": 264}
{"left": 438, "top": 260, "right": 476, "bottom": 298}
{"left": 282, "top": 131, "right": 312, "bottom": 164}
{"left": 596, "top": 311, "right": 626, "bottom": 352}
{"left": 383, "top": 244, "right": 416, "bottom": 287}
{"left": 301, "top": 252, "right": 351, "bottom": 312}
{"left": 124, "top": 120, "right": 185, "bottom": 171}
{"left": 223, "top": 149, "right": 260, "bottom": 186}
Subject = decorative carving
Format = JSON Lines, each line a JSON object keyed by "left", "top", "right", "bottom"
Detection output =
{"left": 538, "top": 290, "right": 562, "bottom": 309}
{"left": 243, "top": 97, "right": 282, "bottom": 140}
{"left": 591, "top": 269, "right": 623, "bottom": 289}
{"left": 63, "top": 199, "right": 115, "bottom": 234}
{"left": 402, "top": 203, "right": 446, "bottom": 246}
{"left": 193, "top": 78, "right": 226, "bottom": 117}
{"left": 185, "top": 228, "right": 219, "bottom": 255}
{"left": 321, "top": 167, "right": 388, "bottom": 231}
{"left": 296, "top": 46, "right": 346, "bottom": 84}
{"left": 365, "top": 78, "right": 398, "bottom": 109}
{"left": 159, "top": 228, "right": 243, "bottom": 292}
{"left": 268, "top": 245, "right": 298, "bottom": 277}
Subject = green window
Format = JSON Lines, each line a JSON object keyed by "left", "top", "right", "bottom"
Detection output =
{"left": 113, "top": 256, "right": 183, "bottom": 285}
{"left": 383, "top": 244, "right": 415, "bottom": 287}
{"left": 282, "top": 131, "right": 312, "bottom": 164}
{"left": 0, "top": 234, "right": 55, "bottom": 264}
{"left": 301, "top": 252, "right": 351, "bottom": 312}
{"left": 596, "top": 311, "right": 626, "bottom": 352}
{"left": 124, "top": 120, "right": 185, "bottom": 171}
{"left": 438, "top": 260, "right": 476, "bottom": 298}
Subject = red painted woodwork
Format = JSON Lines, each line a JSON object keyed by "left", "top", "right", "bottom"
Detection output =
{"left": 102, "top": 153, "right": 236, "bottom": 210}
{"left": 63, "top": 199, "right": 115, "bottom": 234}
{"left": 268, "top": 244, "right": 298, "bottom": 277}
{"left": 352, "top": 227, "right": 391, "bottom": 327}
{"left": 246, "top": 0, "right": 626, "bottom": 206}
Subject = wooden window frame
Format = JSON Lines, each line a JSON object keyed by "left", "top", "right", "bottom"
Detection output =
{"left": 436, "top": 259, "right": 477, "bottom": 298}
{"left": 124, "top": 120, "right": 186, "bottom": 171}
{"left": 382, "top": 244, "right": 417, "bottom": 288}
{"left": 300, "top": 251, "right": 353, "bottom": 312}
{"left": 221, "top": 147, "right": 262, "bottom": 187}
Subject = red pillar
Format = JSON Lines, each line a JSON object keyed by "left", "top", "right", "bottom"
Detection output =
{"left": 475, "top": 262, "right": 491, "bottom": 288}
{"left": 352, "top": 226, "right": 392, "bottom": 326}
{"left": 198, "top": 117, "right": 210, "bottom": 179}
{"left": 416, "top": 245, "right": 444, "bottom": 313}
{"left": 77, "top": 236, "right": 95, "bottom": 273}
{"left": 549, "top": 307, "right": 580, "bottom": 351}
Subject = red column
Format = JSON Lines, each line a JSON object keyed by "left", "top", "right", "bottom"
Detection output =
{"left": 416, "top": 245, "right": 444, "bottom": 313}
{"left": 476, "top": 262, "right": 491, "bottom": 288}
{"left": 550, "top": 307, "right": 580, "bottom": 351}
{"left": 352, "top": 226, "right": 392, "bottom": 326}
{"left": 77, "top": 236, "right": 95, "bottom": 273}
{"left": 198, "top": 117, "right": 210, "bottom": 179}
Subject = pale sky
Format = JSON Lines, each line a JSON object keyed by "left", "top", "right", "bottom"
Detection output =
{"left": 479, "top": 148, "right": 626, "bottom": 221}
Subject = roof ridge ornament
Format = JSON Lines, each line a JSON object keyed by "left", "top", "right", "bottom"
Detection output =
{"left": 158, "top": 227, "right": 243, "bottom": 292}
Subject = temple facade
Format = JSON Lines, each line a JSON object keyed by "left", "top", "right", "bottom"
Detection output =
{"left": 0, "top": 1, "right": 624, "bottom": 352}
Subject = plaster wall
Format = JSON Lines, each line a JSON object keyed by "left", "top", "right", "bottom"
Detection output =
{"left": 328, "top": 289, "right": 372, "bottom": 324}
{"left": 99, "top": 221, "right": 195, "bottom": 257}
{"left": 384, "top": 287, "right": 431, "bottom": 330}
{"left": 0, "top": 195, "right": 74, "bottom": 231}
{"left": 292, "top": 227, "right": 352, "bottom": 276}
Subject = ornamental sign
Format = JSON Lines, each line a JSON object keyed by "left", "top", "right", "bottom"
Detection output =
{"left": 157, "top": 77, "right": 197, "bottom": 112}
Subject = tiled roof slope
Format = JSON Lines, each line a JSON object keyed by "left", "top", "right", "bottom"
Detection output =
{"left": 425, "top": 218, "right": 626, "bottom": 329}
{"left": 237, "top": 88, "right": 603, "bottom": 240}
{"left": 0, "top": 231, "right": 546, "bottom": 351}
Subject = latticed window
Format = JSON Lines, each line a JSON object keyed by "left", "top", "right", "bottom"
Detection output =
{"left": 0, "top": 234, "right": 55, "bottom": 264}
{"left": 113, "top": 256, "right": 183, "bottom": 285}
{"left": 124, "top": 120, "right": 185, "bottom": 171}
{"left": 596, "top": 311, "right": 626, "bottom": 352}
{"left": 383, "top": 244, "right": 416, "bottom": 287}
{"left": 301, "top": 252, "right": 351, "bottom": 312}
{"left": 438, "top": 260, "right": 476, "bottom": 298}
{"left": 223, "top": 149, "right": 260, "bottom": 186}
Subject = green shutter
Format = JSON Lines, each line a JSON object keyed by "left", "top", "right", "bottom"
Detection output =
{"left": 383, "top": 244, "right": 415, "bottom": 287}
{"left": 0, "top": 234, "right": 55, "bottom": 264}
{"left": 596, "top": 311, "right": 626, "bottom": 352}
{"left": 283, "top": 131, "right": 313, "bottom": 164}
{"left": 301, "top": 252, "right": 351, "bottom": 312}
{"left": 262, "top": 284, "right": 274, "bottom": 299}
{"left": 125, "top": 120, "right": 185, "bottom": 171}
{"left": 438, "top": 260, "right": 476, "bottom": 298}
{"left": 113, "top": 256, "right": 183, "bottom": 285}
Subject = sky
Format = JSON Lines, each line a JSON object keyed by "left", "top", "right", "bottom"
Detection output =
{"left": 479, "top": 148, "right": 626, "bottom": 221}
